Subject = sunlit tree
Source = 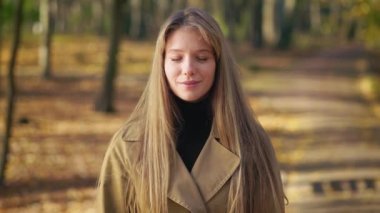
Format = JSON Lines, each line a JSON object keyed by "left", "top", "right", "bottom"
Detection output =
{"left": 1, "top": 0, "right": 23, "bottom": 186}
{"left": 94, "top": 0, "right": 126, "bottom": 112}
{"left": 39, "top": 0, "right": 54, "bottom": 79}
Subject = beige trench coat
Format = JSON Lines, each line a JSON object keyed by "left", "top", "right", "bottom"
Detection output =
{"left": 97, "top": 123, "right": 240, "bottom": 213}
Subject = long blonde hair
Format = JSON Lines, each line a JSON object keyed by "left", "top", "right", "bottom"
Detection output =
{"left": 122, "top": 8, "right": 285, "bottom": 213}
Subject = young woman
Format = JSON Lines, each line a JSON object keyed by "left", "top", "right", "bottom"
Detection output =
{"left": 97, "top": 8, "right": 286, "bottom": 213}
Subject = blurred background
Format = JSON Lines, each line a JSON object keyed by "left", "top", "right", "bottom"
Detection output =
{"left": 0, "top": 0, "right": 380, "bottom": 212}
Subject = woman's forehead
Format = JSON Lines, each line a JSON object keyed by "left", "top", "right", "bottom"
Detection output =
{"left": 165, "top": 27, "right": 213, "bottom": 50}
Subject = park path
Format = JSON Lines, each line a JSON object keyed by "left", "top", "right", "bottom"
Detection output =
{"left": 244, "top": 45, "right": 380, "bottom": 212}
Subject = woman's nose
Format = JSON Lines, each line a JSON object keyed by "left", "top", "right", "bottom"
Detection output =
{"left": 182, "top": 57, "right": 195, "bottom": 76}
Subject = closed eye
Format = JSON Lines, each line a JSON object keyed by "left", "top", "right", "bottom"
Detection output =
{"left": 196, "top": 57, "right": 208, "bottom": 62}
{"left": 170, "top": 57, "right": 182, "bottom": 62}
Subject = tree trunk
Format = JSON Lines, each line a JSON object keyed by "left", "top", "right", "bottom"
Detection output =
{"left": 0, "top": 0, "right": 24, "bottom": 186}
{"left": 250, "top": 0, "right": 263, "bottom": 48}
{"left": 329, "top": 1, "right": 340, "bottom": 35}
{"left": 40, "top": 0, "right": 54, "bottom": 79}
{"left": 262, "top": 0, "right": 277, "bottom": 46}
{"left": 157, "top": 0, "right": 169, "bottom": 26}
{"left": 310, "top": 0, "right": 321, "bottom": 33}
{"left": 130, "top": 0, "right": 142, "bottom": 39}
{"left": 94, "top": 0, "right": 125, "bottom": 112}
{"left": 0, "top": 0, "right": 3, "bottom": 78}
{"left": 224, "top": 0, "right": 236, "bottom": 41}
{"left": 346, "top": 19, "right": 358, "bottom": 41}
{"left": 56, "top": 1, "right": 66, "bottom": 32}
{"left": 139, "top": 0, "right": 150, "bottom": 38}
{"left": 277, "top": 0, "right": 300, "bottom": 49}
{"left": 93, "top": 0, "right": 106, "bottom": 35}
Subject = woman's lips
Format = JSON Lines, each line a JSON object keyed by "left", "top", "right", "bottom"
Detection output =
{"left": 179, "top": 80, "right": 200, "bottom": 88}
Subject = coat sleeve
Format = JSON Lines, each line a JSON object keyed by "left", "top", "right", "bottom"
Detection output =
{"left": 96, "top": 129, "right": 135, "bottom": 213}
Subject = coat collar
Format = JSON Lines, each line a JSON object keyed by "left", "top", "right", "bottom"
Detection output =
{"left": 167, "top": 127, "right": 240, "bottom": 212}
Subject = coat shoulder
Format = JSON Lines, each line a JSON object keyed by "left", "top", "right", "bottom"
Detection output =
{"left": 106, "top": 120, "right": 143, "bottom": 167}
{"left": 114, "top": 120, "right": 143, "bottom": 143}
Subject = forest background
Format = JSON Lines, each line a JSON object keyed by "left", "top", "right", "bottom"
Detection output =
{"left": 1, "top": 0, "right": 380, "bottom": 212}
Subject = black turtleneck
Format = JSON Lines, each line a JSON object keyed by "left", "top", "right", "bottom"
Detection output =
{"left": 175, "top": 96, "right": 213, "bottom": 172}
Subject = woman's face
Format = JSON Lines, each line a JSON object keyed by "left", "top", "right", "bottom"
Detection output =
{"left": 164, "top": 27, "right": 216, "bottom": 103}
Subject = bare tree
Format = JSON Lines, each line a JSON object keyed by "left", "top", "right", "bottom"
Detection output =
{"left": 0, "top": 0, "right": 3, "bottom": 83}
{"left": 262, "top": 0, "right": 278, "bottom": 47}
{"left": 310, "top": 0, "right": 321, "bottom": 33}
{"left": 0, "top": 0, "right": 24, "bottom": 186}
{"left": 156, "top": 0, "right": 169, "bottom": 27}
{"left": 224, "top": 0, "right": 236, "bottom": 41}
{"left": 130, "top": 0, "right": 142, "bottom": 39}
{"left": 94, "top": 0, "right": 125, "bottom": 112}
{"left": 277, "top": 0, "right": 301, "bottom": 49}
{"left": 40, "top": 0, "right": 54, "bottom": 79}
{"left": 94, "top": 0, "right": 106, "bottom": 35}
{"left": 250, "top": 0, "right": 264, "bottom": 48}
{"left": 329, "top": 1, "right": 341, "bottom": 35}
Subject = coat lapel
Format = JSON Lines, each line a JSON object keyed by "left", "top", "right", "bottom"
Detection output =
{"left": 167, "top": 127, "right": 241, "bottom": 211}
{"left": 191, "top": 135, "right": 240, "bottom": 202}
{"left": 168, "top": 152, "right": 208, "bottom": 213}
